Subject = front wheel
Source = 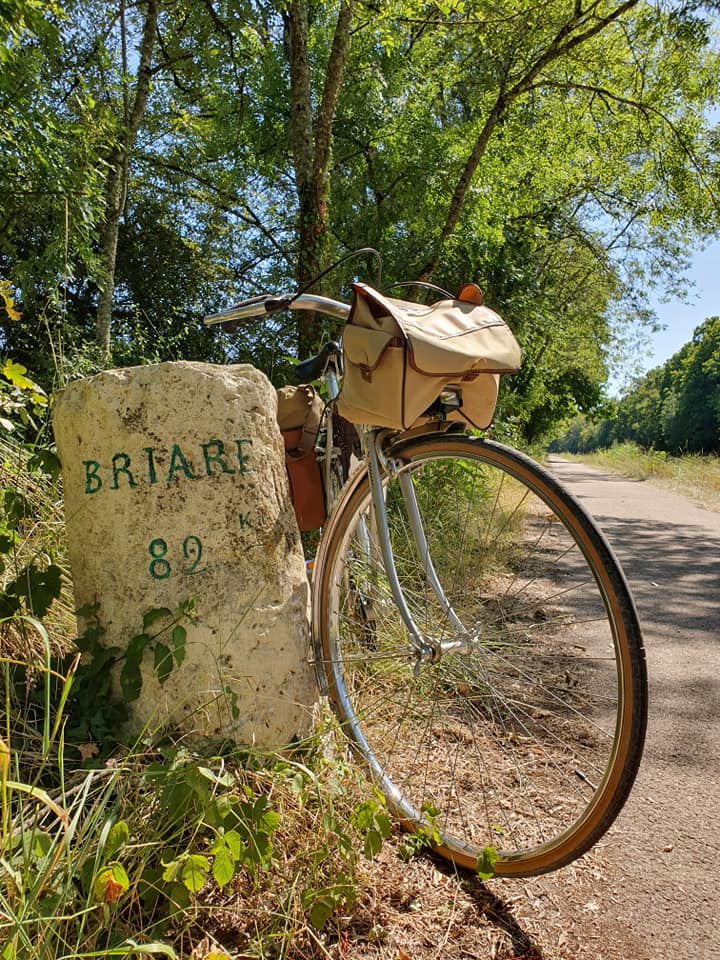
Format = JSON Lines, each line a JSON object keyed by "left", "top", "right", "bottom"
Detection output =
{"left": 313, "top": 435, "right": 647, "bottom": 877}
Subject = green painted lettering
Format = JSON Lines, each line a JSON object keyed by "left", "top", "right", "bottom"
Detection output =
{"left": 238, "top": 513, "right": 252, "bottom": 529}
{"left": 201, "top": 439, "right": 234, "bottom": 476}
{"left": 148, "top": 538, "right": 170, "bottom": 579}
{"left": 111, "top": 452, "right": 138, "bottom": 490}
{"left": 143, "top": 446, "right": 158, "bottom": 484}
{"left": 235, "top": 438, "right": 253, "bottom": 474}
{"left": 83, "top": 460, "right": 102, "bottom": 494}
{"left": 166, "top": 444, "right": 196, "bottom": 482}
{"left": 182, "top": 535, "right": 206, "bottom": 573}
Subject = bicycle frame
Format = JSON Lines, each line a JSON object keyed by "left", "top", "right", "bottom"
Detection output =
{"left": 205, "top": 292, "right": 466, "bottom": 663}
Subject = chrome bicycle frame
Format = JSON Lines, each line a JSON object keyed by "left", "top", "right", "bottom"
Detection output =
{"left": 206, "top": 292, "right": 467, "bottom": 662}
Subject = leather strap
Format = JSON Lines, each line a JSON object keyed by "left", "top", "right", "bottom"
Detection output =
{"left": 294, "top": 385, "right": 323, "bottom": 456}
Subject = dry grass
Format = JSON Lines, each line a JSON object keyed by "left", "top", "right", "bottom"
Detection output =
{"left": 0, "top": 436, "right": 76, "bottom": 660}
{"left": 568, "top": 443, "right": 720, "bottom": 511}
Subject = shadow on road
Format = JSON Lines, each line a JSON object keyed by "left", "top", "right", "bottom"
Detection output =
{"left": 544, "top": 475, "right": 720, "bottom": 785}
{"left": 592, "top": 516, "right": 720, "bottom": 766}
{"left": 588, "top": 515, "right": 720, "bottom": 638}
{"left": 462, "top": 880, "right": 544, "bottom": 960}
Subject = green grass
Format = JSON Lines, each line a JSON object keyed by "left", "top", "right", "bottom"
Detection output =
{"left": 1, "top": 659, "right": 389, "bottom": 959}
{"left": 0, "top": 426, "right": 390, "bottom": 959}
{"left": 562, "top": 442, "right": 720, "bottom": 510}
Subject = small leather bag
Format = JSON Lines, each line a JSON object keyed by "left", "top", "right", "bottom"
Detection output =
{"left": 276, "top": 384, "right": 327, "bottom": 531}
{"left": 337, "top": 282, "right": 522, "bottom": 431}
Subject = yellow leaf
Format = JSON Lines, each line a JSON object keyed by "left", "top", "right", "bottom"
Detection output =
{"left": 2, "top": 360, "right": 35, "bottom": 392}
{"left": 0, "top": 736, "right": 9, "bottom": 783}
{"left": 92, "top": 863, "right": 129, "bottom": 903}
{"left": 0, "top": 281, "right": 21, "bottom": 322}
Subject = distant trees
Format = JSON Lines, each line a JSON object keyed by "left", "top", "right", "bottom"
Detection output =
{"left": 552, "top": 317, "right": 720, "bottom": 454}
{"left": 1, "top": 1, "right": 720, "bottom": 440}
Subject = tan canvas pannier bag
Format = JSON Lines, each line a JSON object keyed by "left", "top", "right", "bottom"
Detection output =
{"left": 276, "top": 384, "right": 327, "bottom": 531}
{"left": 336, "top": 282, "right": 522, "bottom": 431}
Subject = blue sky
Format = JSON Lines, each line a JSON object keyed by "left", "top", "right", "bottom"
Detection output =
{"left": 606, "top": 238, "right": 720, "bottom": 396}
{"left": 643, "top": 238, "right": 720, "bottom": 371}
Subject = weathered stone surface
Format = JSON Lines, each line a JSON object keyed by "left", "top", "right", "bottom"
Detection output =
{"left": 53, "top": 361, "right": 316, "bottom": 746}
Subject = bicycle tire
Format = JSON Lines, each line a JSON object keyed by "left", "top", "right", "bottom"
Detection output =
{"left": 312, "top": 434, "right": 647, "bottom": 877}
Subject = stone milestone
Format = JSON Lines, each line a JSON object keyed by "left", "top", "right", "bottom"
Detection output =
{"left": 53, "top": 361, "right": 316, "bottom": 746}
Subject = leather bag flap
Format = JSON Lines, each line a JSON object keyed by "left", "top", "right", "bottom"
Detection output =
{"left": 277, "top": 384, "right": 315, "bottom": 430}
{"left": 276, "top": 384, "right": 323, "bottom": 455}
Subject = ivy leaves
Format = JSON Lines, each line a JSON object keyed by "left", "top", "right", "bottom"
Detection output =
{"left": 69, "top": 599, "right": 194, "bottom": 752}
{"left": 118, "top": 601, "right": 192, "bottom": 704}
{"left": 0, "top": 562, "right": 62, "bottom": 620}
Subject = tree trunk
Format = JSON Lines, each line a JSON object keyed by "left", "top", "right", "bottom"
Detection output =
{"left": 286, "top": 0, "right": 353, "bottom": 357}
{"left": 95, "top": 0, "right": 159, "bottom": 359}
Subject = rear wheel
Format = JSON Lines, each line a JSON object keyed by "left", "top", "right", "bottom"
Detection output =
{"left": 314, "top": 435, "right": 647, "bottom": 877}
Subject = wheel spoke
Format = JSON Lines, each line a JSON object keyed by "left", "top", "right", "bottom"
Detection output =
{"left": 318, "top": 436, "right": 646, "bottom": 876}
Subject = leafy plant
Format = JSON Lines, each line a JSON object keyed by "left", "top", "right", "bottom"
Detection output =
{"left": 65, "top": 599, "right": 196, "bottom": 751}
{"left": 117, "top": 599, "right": 195, "bottom": 705}
{"left": 2, "top": 619, "right": 405, "bottom": 958}
{"left": 0, "top": 354, "right": 65, "bottom": 659}
{"left": 0, "top": 556, "right": 62, "bottom": 621}
{"left": 476, "top": 845, "right": 499, "bottom": 882}
{"left": 0, "top": 645, "right": 177, "bottom": 959}
{"left": 398, "top": 801, "right": 442, "bottom": 862}
{"left": 0, "top": 359, "right": 48, "bottom": 435}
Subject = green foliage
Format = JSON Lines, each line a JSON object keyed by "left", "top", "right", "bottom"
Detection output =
{"left": 301, "top": 873, "right": 357, "bottom": 931}
{"left": 2, "top": 630, "right": 397, "bottom": 958}
{"left": 149, "top": 756, "right": 282, "bottom": 902}
{"left": 0, "top": 562, "right": 62, "bottom": 620}
{"left": 0, "top": 1, "right": 718, "bottom": 436}
{"left": 476, "top": 845, "right": 499, "bottom": 881}
{"left": 350, "top": 798, "right": 392, "bottom": 861}
{"left": 0, "top": 358, "right": 48, "bottom": 437}
{"left": 557, "top": 442, "right": 720, "bottom": 510}
{"left": 67, "top": 598, "right": 195, "bottom": 750}
{"left": 0, "top": 649, "right": 177, "bottom": 959}
{"left": 397, "top": 801, "right": 442, "bottom": 861}
{"left": 552, "top": 316, "right": 720, "bottom": 455}
{"left": 0, "top": 360, "right": 63, "bottom": 636}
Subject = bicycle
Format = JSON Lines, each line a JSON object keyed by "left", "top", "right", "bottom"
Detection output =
{"left": 204, "top": 283, "right": 648, "bottom": 879}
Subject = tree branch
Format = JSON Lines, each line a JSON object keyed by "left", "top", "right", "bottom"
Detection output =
{"left": 534, "top": 80, "right": 720, "bottom": 212}
{"left": 314, "top": 1, "right": 354, "bottom": 193}
{"left": 418, "top": 0, "right": 641, "bottom": 279}
{"left": 142, "top": 156, "right": 295, "bottom": 265}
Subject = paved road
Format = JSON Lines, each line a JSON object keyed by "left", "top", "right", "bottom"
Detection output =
{"left": 544, "top": 457, "right": 720, "bottom": 959}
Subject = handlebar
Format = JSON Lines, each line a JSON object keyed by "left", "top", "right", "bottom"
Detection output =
{"left": 203, "top": 293, "right": 351, "bottom": 328}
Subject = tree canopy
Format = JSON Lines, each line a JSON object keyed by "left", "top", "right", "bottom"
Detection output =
{"left": 551, "top": 314, "right": 720, "bottom": 453}
{"left": 2, "top": 0, "right": 719, "bottom": 439}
